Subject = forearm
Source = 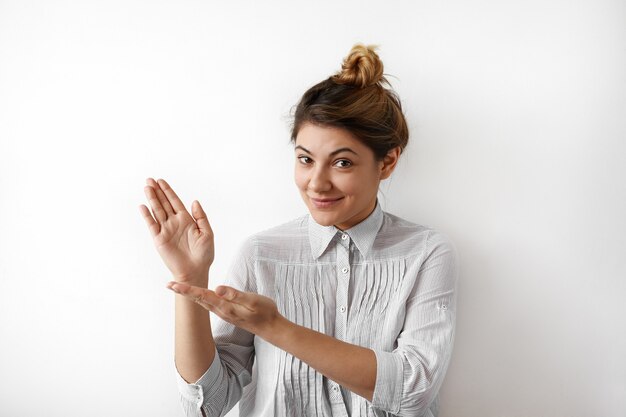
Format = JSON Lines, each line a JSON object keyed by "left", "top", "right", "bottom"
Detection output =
{"left": 174, "top": 273, "right": 216, "bottom": 384}
{"left": 264, "top": 316, "right": 376, "bottom": 402}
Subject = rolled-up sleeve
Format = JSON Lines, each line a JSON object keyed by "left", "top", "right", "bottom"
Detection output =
{"left": 174, "top": 235, "right": 259, "bottom": 417}
{"left": 370, "top": 231, "right": 460, "bottom": 416}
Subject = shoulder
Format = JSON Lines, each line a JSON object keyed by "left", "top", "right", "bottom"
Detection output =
{"left": 252, "top": 213, "right": 309, "bottom": 241}
{"left": 234, "top": 213, "right": 310, "bottom": 260}
{"left": 375, "top": 210, "right": 457, "bottom": 259}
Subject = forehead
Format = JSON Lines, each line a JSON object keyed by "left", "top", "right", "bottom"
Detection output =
{"left": 295, "top": 123, "right": 365, "bottom": 151}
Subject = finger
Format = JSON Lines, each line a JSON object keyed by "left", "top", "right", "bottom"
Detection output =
{"left": 138, "top": 204, "right": 160, "bottom": 237}
{"left": 190, "top": 297, "right": 231, "bottom": 323}
{"left": 167, "top": 282, "right": 248, "bottom": 320}
{"left": 215, "top": 285, "right": 255, "bottom": 311}
{"left": 190, "top": 200, "right": 213, "bottom": 237}
{"left": 144, "top": 184, "right": 167, "bottom": 225}
{"left": 146, "top": 178, "right": 174, "bottom": 217}
{"left": 166, "top": 281, "right": 224, "bottom": 308}
{"left": 155, "top": 178, "right": 187, "bottom": 214}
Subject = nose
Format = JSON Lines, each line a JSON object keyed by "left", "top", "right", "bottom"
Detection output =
{"left": 308, "top": 165, "right": 332, "bottom": 193}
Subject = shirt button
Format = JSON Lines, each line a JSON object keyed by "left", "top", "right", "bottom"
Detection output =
{"left": 341, "top": 233, "right": 348, "bottom": 240}
{"left": 341, "top": 267, "right": 349, "bottom": 274}
{"left": 441, "top": 304, "right": 448, "bottom": 310}
{"left": 333, "top": 385, "right": 339, "bottom": 392}
{"left": 339, "top": 305, "right": 346, "bottom": 313}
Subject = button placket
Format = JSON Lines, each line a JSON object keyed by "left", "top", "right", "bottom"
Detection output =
{"left": 331, "top": 233, "right": 351, "bottom": 406}
{"left": 327, "top": 380, "right": 341, "bottom": 402}
{"left": 336, "top": 237, "right": 350, "bottom": 325}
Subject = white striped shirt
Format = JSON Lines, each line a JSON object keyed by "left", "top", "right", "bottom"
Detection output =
{"left": 174, "top": 199, "right": 459, "bottom": 417}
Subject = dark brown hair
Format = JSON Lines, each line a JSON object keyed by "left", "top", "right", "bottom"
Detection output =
{"left": 288, "top": 43, "right": 409, "bottom": 161}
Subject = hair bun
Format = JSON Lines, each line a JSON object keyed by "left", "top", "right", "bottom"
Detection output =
{"left": 332, "top": 43, "right": 387, "bottom": 88}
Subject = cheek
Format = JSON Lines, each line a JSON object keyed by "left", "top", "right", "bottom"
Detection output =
{"left": 343, "top": 171, "right": 377, "bottom": 195}
{"left": 294, "top": 168, "right": 306, "bottom": 189}
{"left": 336, "top": 173, "right": 367, "bottom": 193}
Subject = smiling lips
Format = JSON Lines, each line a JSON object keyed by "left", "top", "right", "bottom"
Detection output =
{"left": 310, "top": 196, "right": 344, "bottom": 208}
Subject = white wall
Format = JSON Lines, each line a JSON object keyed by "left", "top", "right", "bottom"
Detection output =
{"left": 1, "top": 1, "right": 624, "bottom": 416}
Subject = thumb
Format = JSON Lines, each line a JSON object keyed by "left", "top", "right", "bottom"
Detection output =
{"left": 191, "top": 200, "right": 213, "bottom": 235}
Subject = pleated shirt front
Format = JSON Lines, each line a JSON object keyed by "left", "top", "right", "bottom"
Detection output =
{"left": 175, "top": 199, "right": 460, "bottom": 417}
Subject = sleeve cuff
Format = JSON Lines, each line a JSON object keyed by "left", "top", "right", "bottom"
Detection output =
{"left": 371, "top": 349, "right": 404, "bottom": 414}
{"left": 175, "top": 345, "right": 224, "bottom": 404}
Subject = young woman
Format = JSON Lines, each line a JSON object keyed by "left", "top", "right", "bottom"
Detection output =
{"left": 139, "top": 43, "right": 459, "bottom": 417}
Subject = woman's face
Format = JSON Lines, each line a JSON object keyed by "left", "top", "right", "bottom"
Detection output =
{"left": 294, "top": 122, "right": 397, "bottom": 231}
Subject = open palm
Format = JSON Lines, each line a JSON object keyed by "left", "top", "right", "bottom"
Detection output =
{"left": 139, "top": 178, "right": 214, "bottom": 283}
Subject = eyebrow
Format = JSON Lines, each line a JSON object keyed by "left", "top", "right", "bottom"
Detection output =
{"left": 294, "top": 145, "right": 358, "bottom": 157}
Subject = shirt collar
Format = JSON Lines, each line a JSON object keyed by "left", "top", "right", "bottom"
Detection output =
{"left": 307, "top": 198, "right": 384, "bottom": 260}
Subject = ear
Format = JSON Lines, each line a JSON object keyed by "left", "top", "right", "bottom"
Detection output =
{"left": 379, "top": 146, "right": 401, "bottom": 180}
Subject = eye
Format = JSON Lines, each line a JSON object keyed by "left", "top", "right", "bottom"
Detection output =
{"left": 297, "top": 155, "right": 312, "bottom": 164}
{"left": 334, "top": 159, "right": 352, "bottom": 168}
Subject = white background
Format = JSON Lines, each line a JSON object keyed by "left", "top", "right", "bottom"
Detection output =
{"left": 1, "top": 1, "right": 624, "bottom": 416}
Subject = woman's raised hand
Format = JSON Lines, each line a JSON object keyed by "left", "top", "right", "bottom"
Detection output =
{"left": 139, "top": 178, "right": 214, "bottom": 284}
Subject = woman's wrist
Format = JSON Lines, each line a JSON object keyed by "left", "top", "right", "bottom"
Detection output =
{"left": 175, "top": 269, "right": 209, "bottom": 287}
{"left": 260, "top": 314, "right": 293, "bottom": 347}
